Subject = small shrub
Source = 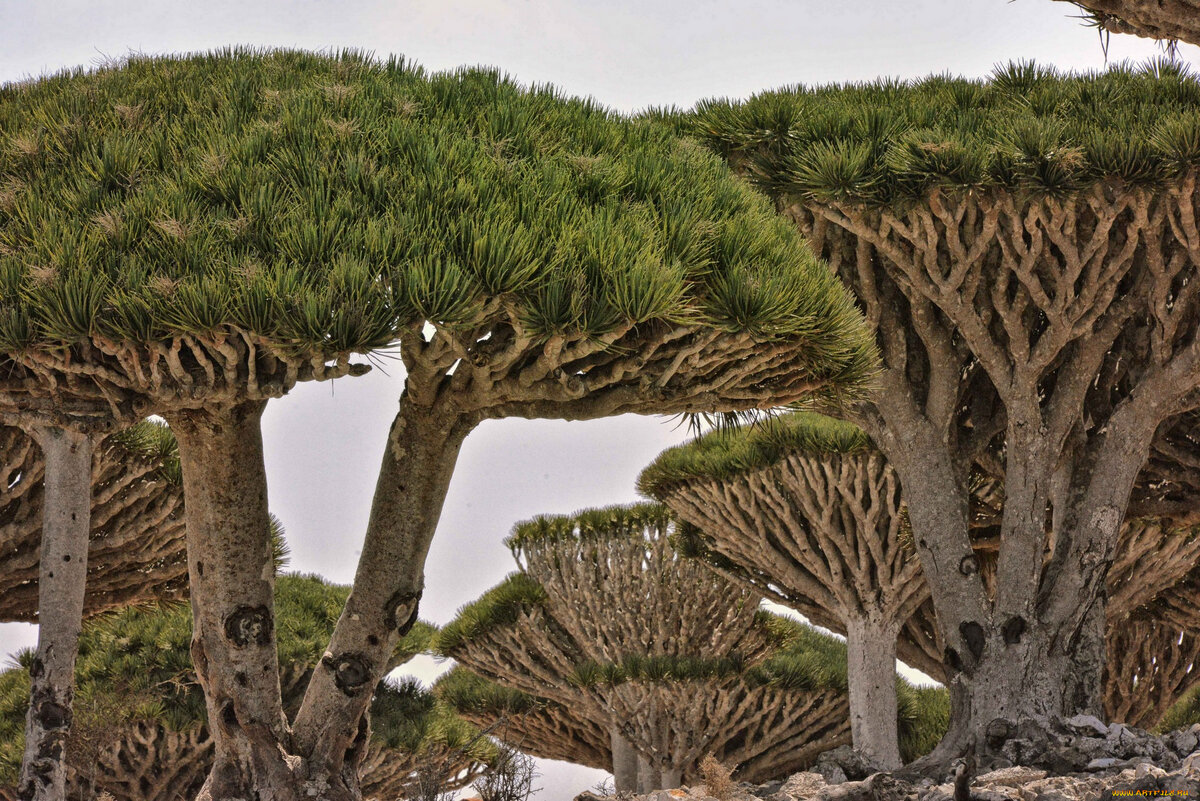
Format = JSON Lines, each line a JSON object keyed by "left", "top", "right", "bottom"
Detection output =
{"left": 698, "top": 754, "right": 736, "bottom": 800}
{"left": 475, "top": 742, "right": 539, "bottom": 801}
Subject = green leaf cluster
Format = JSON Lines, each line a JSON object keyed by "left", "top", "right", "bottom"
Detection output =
{"left": 432, "top": 572, "right": 549, "bottom": 654}
{"left": 433, "top": 666, "right": 543, "bottom": 717}
{"left": 0, "top": 47, "right": 870, "bottom": 388}
{"left": 505, "top": 502, "right": 673, "bottom": 552}
{"left": 689, "top": 58, "right": 1200, "bottom": 205}
{"left": 638, "top": 411, "right": 868, "bottom": 498}
{"left": 106, "top": 418, "right": 182, "bottom": 484}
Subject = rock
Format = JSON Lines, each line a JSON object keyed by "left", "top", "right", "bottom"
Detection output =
{"left": 771, "top": 772, "right": 826, "bottom": 800}
{"left": 1172, "top": 729, "right": 1199, "bottom": 756}
{"left": 1134, "top": 762, "right": 1166, "bottom": 779}
{"left": 1066, "top": 714, "right": 1109, "bottom": 736}
{"left": 811, "top": 746, "right": 880, "bottom": 784}
{"left": 1086, "top": 757, "right": 1125, "bottom": 771}
{"left": 1183, "top": 749, "right": 1200, "bottom": 777}
{"left": 975, "top": 766, "right": 1047, "bottom": 787}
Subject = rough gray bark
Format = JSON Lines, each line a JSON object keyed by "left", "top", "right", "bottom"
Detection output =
{"left": 845, "top": 618, "right": 902, "bottom": 770}
{"left": 610, "top": 727, "right": 638, "bottom": 794}
{"left": 17, "top": 427, "right": 92, "bottom": 801}
{"left": 168, "top": 402, "right": 299, "bottom": 801}
{"left": 636, "top": 755, "right": 660, "bottom": 794}
{"left": 291, "top": 396, "right": 473, "bottom": 789}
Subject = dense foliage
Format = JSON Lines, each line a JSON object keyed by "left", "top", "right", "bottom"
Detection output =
{"left": 0, "top": 48, "right": 871, "bottom": 389}
{"left": 637, "top": 412, "right": 869, "bottom": 498}
{"left": 690, "top": 59, "right": 1200, "bottom": 205}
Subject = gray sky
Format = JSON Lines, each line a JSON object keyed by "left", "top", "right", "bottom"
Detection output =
{"left": 1, "top": 1, "right": 1197, "bottom": 798}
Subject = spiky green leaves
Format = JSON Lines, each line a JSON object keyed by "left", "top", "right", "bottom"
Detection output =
{"left": 692, "top": 59, "right": 1200, "bottom": 205}
{"left": 637, "top": 411, "right": 868, "bottom": 498}
{"left": 505, "top": 502, "right": 673, "bottom": 552}
{"left": 433, "top": 572, "right": 549, "bottom": 654}
{"left": 1, "top": 48, "right": 865, "bottom": 375}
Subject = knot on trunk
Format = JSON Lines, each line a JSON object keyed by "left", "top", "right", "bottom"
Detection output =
{"left": 35, "top": 700, "right": 71, "bottom": 730}
{"left": 959, "top": 621, "right": 986, "bottom": 661}
{"left": 324, "top": 652, "right": 373, "bottom": 696}
{"left": 1002, "top": 616, "right": 1026, "bottom": 644}
{"left": 223, "top": 605, "right": 273, "bottom": 647}
{"left": 959, "top": 554, "right": 979, "bottom": 576}
{"left": 384, "top": 588, "right": 422, "bottom": 635}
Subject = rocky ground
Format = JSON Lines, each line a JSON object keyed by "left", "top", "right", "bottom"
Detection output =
{"left": 575, "top": 718, "right": 1200, "bottom": 801}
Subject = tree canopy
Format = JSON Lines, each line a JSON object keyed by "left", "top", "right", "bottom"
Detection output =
{"left": 692, "top": 59, "right": 1200, "bottom": 205}
{"left": 0, "top": 47, "right": 874, "bottom": 423}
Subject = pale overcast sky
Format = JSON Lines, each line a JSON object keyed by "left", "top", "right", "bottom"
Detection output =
{"left": 2, "top": 1, "right": 1197, "bottom": 798}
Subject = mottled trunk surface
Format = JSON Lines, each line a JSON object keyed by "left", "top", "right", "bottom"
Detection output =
{"left": 636, "top": 754, "right": 660, "bottom": 793}
{"left": 291, "top": 396, "right": 472, "bottom": 787}
{"left": 921, "top": 593, "right": 1107, "bottom": 771}
{"left": 610, "top": 727, "right": 638, "bottom": 794}
{"left": 18, "top": 428, "right": 92, "bottom": 801}
{"left": 170, "top": 403, "right": 305, "bottom": 801}
{"left": 844, "top": 618, "right": 901, "bottom": 770}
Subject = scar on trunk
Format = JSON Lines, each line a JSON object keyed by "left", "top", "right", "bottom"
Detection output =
{"left": 35, "top": 700, "right": 70, "bottom": 730}
{"left": 959, "top": 621, "right": 985, "bottom": 660}
{"left": 944, "top": 646, "right": 964, "bottom": 674}
{"left": 383, "top": 588, "right": 422, "bottom": 634}
{"left": 1002, "top": 616, "right": 1026, "bottom": 644}
{"left": 959, "top": 555, "right": 979, "bottom": 575}
{"left": 223, "top": 605, "right": 273, "bottom": 647}
{"left": 324, "top": 652, "right": 373, "bottom": 695}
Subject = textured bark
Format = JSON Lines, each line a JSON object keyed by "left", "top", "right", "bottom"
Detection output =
{"left": 1053, "top": 0, "right": 1200, "bottom": 44}
{"left": 845, "top": 618, "right": 902, "bottom": 769}
{"left": 168, "top": 402, "right": 299, "bottom": 801}
{"left": 291, "top": 397, "right": 473, "bottom": 788}
{"left": 17, "top": 427, "right": 92, "bottom": 801}
{"left": 610, "top": 727, "right": 638, "bottom": 793}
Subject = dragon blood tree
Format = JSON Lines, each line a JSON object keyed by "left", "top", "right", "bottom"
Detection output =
{"left": 690, "top": 60, "right": 1200, "bottom": 765}
{"left": 0, "top": 574, "right": 494, "bottom": 801}
{"left": 435, "top": 504, "right": 858, "bottom": 792}
{"left": 643, "top": 411, "right": 1200, "bottom": 743}
{"left": 0, "top": 49, "right": 872, "bottom": 798}
{"left": 641, "top": 412, "right": 928, "bottom": 769}
{"left": 0, "top": 421, "right": 186, "bottom": 623}
{"left": 437, "top": 628, "right": 949, "bottom": 784}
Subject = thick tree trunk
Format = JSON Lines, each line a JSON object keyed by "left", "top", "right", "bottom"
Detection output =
{"left": 636, "top": 754, "right": 660, "bottom": 793}
{"left": 844, "top": 617, "right": 901, "bottom": 770}
{"left": 169, "top": 402, "right": 302, "bottom": 801}
{"left": 292, "top": 396, "right": 473, "bottom": 786}
{"left": 916, "top": 584, "right": 1107, "bottom": 771}
{"left": 661, "top": 766, "right": 683, "bottom": 790}
{"left": 17, "top": 427, "right": 92, "bottom": 801}
{"left": 610, "top": 727, "right": 638, "bottom": 793}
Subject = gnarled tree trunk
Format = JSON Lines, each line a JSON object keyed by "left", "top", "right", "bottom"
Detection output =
{"left": 18, "top": 427, "right": 92, "bottom": 801}
{"left": 845, "top": 617, "right": 902, "bottom": 770}
{"left": 290, "top": 396, "right": 473, "bottom": 793}
{"left": 169, "top": 402, "right": 300, "bottom": 801}
{"left": 610, "top": 727, "right": 638, "bottom": 794}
